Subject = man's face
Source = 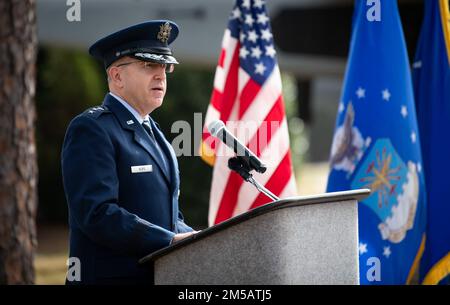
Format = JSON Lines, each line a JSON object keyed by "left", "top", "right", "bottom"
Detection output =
{"left": 116, "top": 58, "right": 167, "bottom": 113}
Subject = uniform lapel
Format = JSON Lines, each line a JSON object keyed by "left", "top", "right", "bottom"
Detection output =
{"left": 149, "top": 118, "right": 180, "bottom": 230}
{"left": 103, "top": 94, "right": 171, "bottom": 184}
{"left": 149, "top": 118, "right": 179, "bottom": 193}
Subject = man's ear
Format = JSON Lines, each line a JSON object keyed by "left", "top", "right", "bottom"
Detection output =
{"left": 108, "top": 66, "right": 124, "bottom": 88}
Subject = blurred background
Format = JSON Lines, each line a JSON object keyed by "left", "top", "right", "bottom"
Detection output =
{"left": 28, "top": 0, "right": 424, "bottom": 284}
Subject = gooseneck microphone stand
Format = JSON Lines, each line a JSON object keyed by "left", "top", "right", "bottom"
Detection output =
{"left": 228, "top": 156, "right": 280, "bottom": 201}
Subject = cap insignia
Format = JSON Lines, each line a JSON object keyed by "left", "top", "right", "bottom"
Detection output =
{"left": 157, "top": 22, "right": 172, "bottom": 43}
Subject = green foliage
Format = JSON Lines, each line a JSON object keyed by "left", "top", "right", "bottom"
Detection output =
{"left": 281, "top": 73, "right": 308, "bottom": 177}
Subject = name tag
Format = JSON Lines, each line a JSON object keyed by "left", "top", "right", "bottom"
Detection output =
{"left": 131, "top": 165, "right": 153, "bottom": 173}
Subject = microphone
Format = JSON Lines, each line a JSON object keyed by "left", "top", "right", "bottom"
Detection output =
{"left": 207, "top": 120, "right": 266, "bottom": 173}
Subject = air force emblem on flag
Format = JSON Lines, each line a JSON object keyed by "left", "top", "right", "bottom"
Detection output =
{"left": 351, "top": 139, "right": 419, "bottom": 244}
{"left": 329, "top": 103, "right": 365, "bottom": 175}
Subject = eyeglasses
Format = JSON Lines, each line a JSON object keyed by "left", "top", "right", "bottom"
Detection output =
{"left": 115, "top": 61, "right": 175, "bottom": 73}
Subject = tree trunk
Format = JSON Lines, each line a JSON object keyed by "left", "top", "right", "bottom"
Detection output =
{"left": 0, "top": 0, "right": 38, "bottom": 284}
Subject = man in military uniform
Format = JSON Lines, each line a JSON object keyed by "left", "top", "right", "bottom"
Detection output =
{"left": 61, "top": 20, "right": 197, "bottom": 284}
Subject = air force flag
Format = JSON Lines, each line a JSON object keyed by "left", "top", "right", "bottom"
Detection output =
{"left": 326, "top": 0, "right": 426, "bottom": 284}
{"left": 413, "top": 0, "right": 450, "bottom": 285}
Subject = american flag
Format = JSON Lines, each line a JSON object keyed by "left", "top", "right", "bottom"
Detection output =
{"left": 200, "top": 0, "right": 297, "bottom": 226}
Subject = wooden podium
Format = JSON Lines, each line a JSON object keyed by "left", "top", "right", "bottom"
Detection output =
{"left": 140, "top": 189, "right": 370, "bottom": 285}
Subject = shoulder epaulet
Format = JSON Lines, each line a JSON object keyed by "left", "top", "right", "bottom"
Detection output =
{"left": 82, "top": 105, "right": 111, "bottom": 119}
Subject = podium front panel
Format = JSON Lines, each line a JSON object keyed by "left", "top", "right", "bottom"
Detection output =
{"left": 153, "top": 198, "right": 359, "bottom": 285}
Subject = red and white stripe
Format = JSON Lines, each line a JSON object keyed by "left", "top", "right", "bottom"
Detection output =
{"left": 202, "top": 29, "right": 297, "bottom": 226}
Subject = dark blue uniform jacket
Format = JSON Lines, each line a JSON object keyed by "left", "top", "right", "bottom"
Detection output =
{"left": 61, "top": 94, "right": 193, "bottom": 284}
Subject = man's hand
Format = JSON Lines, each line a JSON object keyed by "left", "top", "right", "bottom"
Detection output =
{"left": 171, "top": 231, "right": 199, "bottom": 244}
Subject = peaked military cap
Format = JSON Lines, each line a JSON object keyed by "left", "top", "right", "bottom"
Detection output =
{"left": 88, "top": 20, "right": 179, "bottom": 68}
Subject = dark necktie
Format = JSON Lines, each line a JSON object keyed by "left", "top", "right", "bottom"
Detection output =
{"left": 142, "top": 119, "right": 155, "bottom": 139}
